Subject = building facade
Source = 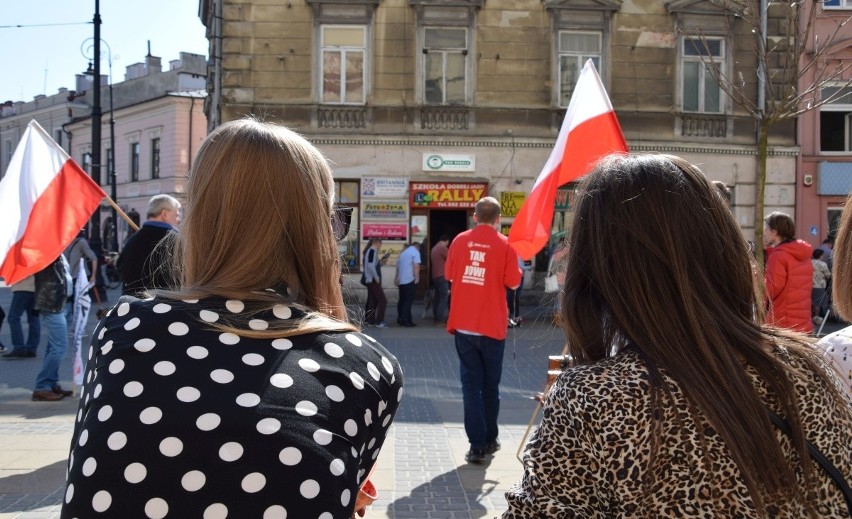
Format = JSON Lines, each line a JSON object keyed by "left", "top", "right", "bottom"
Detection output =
{"left": 200, "top": 0, "right": 799, "bottom": 289}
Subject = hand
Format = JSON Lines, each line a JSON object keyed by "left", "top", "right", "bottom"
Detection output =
{"left": 351, "top": 479, "right": 377, "bottom": 518}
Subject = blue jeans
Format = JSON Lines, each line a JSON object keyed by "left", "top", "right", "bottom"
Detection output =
{"left": 455, "top": 332, "right": 504, "bottom": 449}
{"left": 34, "top": 311, "right": 68, "bottom": 391}
{"left": 432, "top": 276, "right": 449, "bottom": 322}
{"left": 9, "top": 291, "right": 40, "bottom": 353}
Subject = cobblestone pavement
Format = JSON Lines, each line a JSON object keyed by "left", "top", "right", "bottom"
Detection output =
{"left": 0, "top": 285, "right": 569, "bottom": 518}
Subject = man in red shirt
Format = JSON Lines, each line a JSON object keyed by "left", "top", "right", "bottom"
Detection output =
{"left": 445, "top": 197, "right": 521, "bottom": 463}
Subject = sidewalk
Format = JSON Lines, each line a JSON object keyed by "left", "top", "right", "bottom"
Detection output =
{"left": 0, "top": 285, "right": 567, "bottom": 518}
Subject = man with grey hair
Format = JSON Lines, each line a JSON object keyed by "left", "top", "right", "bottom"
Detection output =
{"left": 117, "top": 194, "right": 181, "bottom": 295}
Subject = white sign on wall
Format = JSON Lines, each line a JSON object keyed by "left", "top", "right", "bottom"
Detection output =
{"left": 422, "top": 153, "right": 475, "bottom": 173}
{"left": 361, "top": 177, "right": 409, "bottom": 198}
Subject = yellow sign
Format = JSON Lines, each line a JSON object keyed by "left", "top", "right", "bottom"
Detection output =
{"left": 500, "top": 191, "right": 526, "bottom": 217}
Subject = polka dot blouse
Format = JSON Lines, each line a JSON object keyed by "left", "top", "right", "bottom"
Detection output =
{"left": 62, "top": 295, "right": 403, "bottom": 518}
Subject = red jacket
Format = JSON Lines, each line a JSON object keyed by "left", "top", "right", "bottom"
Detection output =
{"left": 764, "top": 239, "right": 814, "bottom": 333}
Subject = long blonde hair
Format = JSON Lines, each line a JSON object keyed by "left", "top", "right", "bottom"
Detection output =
{"left": 160, "top": 118, "right": 354, "bottom": 336}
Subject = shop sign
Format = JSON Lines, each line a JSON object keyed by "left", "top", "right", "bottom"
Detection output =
{"left": 554, "top": 184, "right": 578, "bottom": 211}
{"left": 363, "top": 223, "right": 407, "bottom": 240}
{"left": 500, "top": 191, "right": 526, "bottom": 217}
{"left": 500, "top": 223, "right": 512, "bottom": 237}
{"left": 361, "top": 177, "right": 409, "bottom": 198}
{"left": 410, "top": 182, "right": 487, "bottom": 208}
{"left": 422, "top": 153, "right": 475, "bottom": 172}
{"left": 362, "top": 202, "right": 408, "bottom": 220}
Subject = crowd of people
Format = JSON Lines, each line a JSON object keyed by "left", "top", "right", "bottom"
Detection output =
{"left": 1, "top": 119, "right": 850, "bottom": 516}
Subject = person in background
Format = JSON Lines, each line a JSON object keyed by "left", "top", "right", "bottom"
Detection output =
{"left": 504, "top": 154, "right": 851, "bottom": 517}
{"left": 63, "top": 229, "right": 98, "bottom": 312}
{"left": 812, "top": 248, "right": 831, "bottom": 326}
{"left": 817, "top": 195, "right": 852, "bottom": 397}
{"left": 764, "top": 211, "right": 814, "bottom": 333}
{"left": 3, "top": 275, "right": 40, "bottom": 359}
{"left": 395, "top": 242, "right": 421, "bottom": 327}
{"left": 446, "top": 197, "right": 521, "bottom": 463}
{"left": 62, "top": 119, "right": 402, "bottom": 518}
{"left": 0, "top": 304, "right": 4, "bottom": 352}
{"left": 116, "top": 194, "right": 181, "bottom": 295}
{"left": 818, "top": 237, "right": 834, "bottom": 268}
{"left": 363, "top": 238, "right": 388, "bottom": 328}
{"left": 31, "top": 254, "right": 72, "bottom": 401}
{"left": 507, "top": 258, "right": 533, "bottom": 328}
{"left": 430, "top": 234, "right": 450, "bottom": 326}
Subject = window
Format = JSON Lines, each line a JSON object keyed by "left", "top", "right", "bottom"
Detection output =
{"left": 321, "top": 25, "right": 366, "bottom": 104}
{"left": 558, "top": 31, "right": 602, "bottom": 106}
{"left": 824, "top": 0, "right": 852, "bottom": 8}
{"left": 151, "top": 137, "right": 161, "bottom": 179}
{"left": 820, "top": 85, "right": 852, "bottom": 152}
{"left": 54, "top": 129, "right": 63, "bottom": 147}
{"left": 681, "top": 37, "right": 724, "bottom": 113}
{"left": 423, "top": 28, "right": 467, "bottom": 105}
{"left": 106, "top": 148, "right": 114, "bottom": 185}
{"left": 130, "top": 142, "right": 140, "bottom": 182}
{"left": 82, "top": 153, "right": 92, "bottom": 173}
{"left": 334, "top": 180, "right": 360, "bottom": 271}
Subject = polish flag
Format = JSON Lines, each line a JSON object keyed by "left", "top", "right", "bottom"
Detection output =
{"left": 508, "top": 60, "right": 628, "bottom": 260}
{"left": 0, "top": 120, "right": 105, "bottom": 285}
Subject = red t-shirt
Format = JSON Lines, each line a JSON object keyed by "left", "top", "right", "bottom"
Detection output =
{"left": 445, "top": 225, "right": 522, "bottom": 340}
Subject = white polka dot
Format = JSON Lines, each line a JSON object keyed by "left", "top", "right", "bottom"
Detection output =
{"left": 272, "top": 304, "right": 292, "bottom": 319}
{"left": 92, "top": 490, "right": 112, "bottom": 512}
{"left": 182, "top": 470, "right": 206, "bottom": 492}
{"left": 241, "top": 472, "right": 266, "bottom": 493}
{"left": 152, "top": 303, "right": 172, "bottom": 314}
{"left": 344, "top": 419, "right": 358, "bottom": 436}
{"left": 117, "top": 302, "right": 130, "bottom": 316}
{"left": 199, "top": 309, "right": 219, "bottom": 322}
{"left": 219, "top": 332, "right": 240, "bottom": 345}
{"left": 168, "top": 322, "right": 189, "bottom": 336}
{"left": 236, "top": 393, "right": 260, "bottom": 407}
{"left": 203, "top": 503, "right": 228, "bottom": 519}
{"left": 300, "top": 479, "right": 320, "bottom": 499}
{"left": 398, "top": 387, "right": 404, "bottom": 402}
{"left": 93, "top": 384, "right": 103, "bottom": 398}
{"left": 270, "top": 373, "right": 293, "bottom": 388}
{"left": 225, "top": 299, "right": 245, "bottom": 313}
{"left": 345, "top": 333, "right": 363, "bottom": 346}
{"left": 368, "top": 437, "right": 376, "bottom": 449}
{"left": 108, "top": 359, "right": 125, "bottom": 374}
{"left": 184, "top": 298, "right": 199, "bottom": 304}
{"left": 313, "top": 429, "right": 333, "bottom": 445}
{"left": 319, "top": 514, "right": 333, "bottom": 519}
{"left": 210, "top": 369, "right": 234, "bottom": 384}
{"left": 377, "top": 400, "right": 387, "bottom": 417}
{"left": 107, "top": 431, "right": 127, "bottom": 450}
{"left": 271, "top": 338, "right": 292, "bottom": 350}
{"left": 100, "top": 340, "right": 113, "bottom": 355}
{"left": 97, "top": 327, "right": 107, "bottom": 340}
{"left": 295, "top": 400, "right": 318, "bottom": 417}
{"left": 325, "top": 385, "right": 345, "bottom": 402}
{"left": 140, "top": 407, "right": 163, "bottom": 425}
{"left": 78, "top": 429, "right": 89, "bottom": 446}
{"left": 249, "top": 319, "right": 269, "bottom": 330}
{"left": 134, "top": 338, "right": 155, "bottom": 352}
{"left": 329, "top": 458, "right": 345, "bottom": 476}
{"left": 263, "top": 505, "right": 287, "bottom": 519}
{"left": 196, "top": 413, "right": 221, "bottom": 431}
{"left": 145, "top": 497, "right": 169, "bottom": 519}
{"left": 363, "top": 409, "right": 373, "bottom": 426}
{"left": 98, "top": 405, "right": 113, "bottom": 422}
{"left": 367, "top": 362, "right": 381, "bottom": 381}
{"left": 219, "top": 442, "right": 244, "bottom": 462}
{"left": 124, "top": 462, "right": 147, "bottom": 483}
{"left": 177, "top": 386, "right": 201, "bottom": 402}
{"left": 279, "top": 447, "right": 302, "bottom": 466}
{"left": 242, "top": 353, "right": 264, "bottom": 366}
{"left": 154, "top": 361, "right": 176, "bottom": 376}
{"left": 299, "top": 358, "right": 320, "bottom": 372}
{"left": 382, "top": 414, "right": 392, "bottom": 427}
{"left": 257, "top": 418, "right": 281, "bottom": 435}
{"left": 187, "top": 345, "right": 209, "bottom": 359}
{"left": 82, "top": 457, "right": 97, "bottom": 477}
{"left": 350, "top": 372, "right": 365, "bottom": 390}
{"left": 65, "top": 483, "right": 74, "bottom": 503}
{"left": 159, "top": 437, "right": 183, "bottom": 457}
{"left": 341, "top": 488, "right": 351, "bottom": 506}
{"left": 323, "top": 342, "right": 344, "bottom": 358}
{"left": 124, "top": 317, "right": 141, "bottom": 330}
{"left": 382, "top": 356, "right": 394, "bottom": 373}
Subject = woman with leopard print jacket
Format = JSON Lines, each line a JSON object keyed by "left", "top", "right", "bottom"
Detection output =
{"left": 504, "top": 155, "right": 852, "bottom": 518}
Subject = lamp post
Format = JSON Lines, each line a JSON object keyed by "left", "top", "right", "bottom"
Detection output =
{"left": 88, "top": 1, "right": 103, "bottom": 254}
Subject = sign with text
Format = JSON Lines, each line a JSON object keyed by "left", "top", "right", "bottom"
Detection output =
{"left": 410, "top": 182, "right": 488, "bottom": 209}
{"left": 500, "top": 191, "right": 527, "bottom": 217}
{"left": 361, "top": 177, "right": 409, "bottom": 198}
{"left": 422, "top": 153, "right": 475, "bottom": 172}
{"left": 362, "top": 201, "right": 408, "bottom": 220}
{"left": 554, "top": 184, "right": 578, "bottom": 211}
{"left": 362, "top": 223, "right": 407, "bottom": 240}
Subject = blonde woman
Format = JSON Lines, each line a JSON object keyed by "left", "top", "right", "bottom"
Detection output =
{"left": 63, "top": 119, "right": 403, "bottom": 518}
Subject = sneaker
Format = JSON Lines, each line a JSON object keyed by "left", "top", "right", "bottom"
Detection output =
{"left": 465, "top": 448, "right": 486, "bottom": 464}
{"left": 374, "top": 322, "right": 388, "bottom": 328}
{"left": 813, "top": 316, "right": 824, "bottom": 326}
{"left": 508, "top": 318, "right": 518, "bottom": 328}
{"left": 485, "top": 439, "right": 501, "bottom": 455}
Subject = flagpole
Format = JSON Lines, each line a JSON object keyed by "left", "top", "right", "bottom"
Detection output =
{"left": 103, "top": 195, "right": 140, "bottom": 232}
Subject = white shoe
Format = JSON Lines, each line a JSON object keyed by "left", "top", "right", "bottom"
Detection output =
{"left": 813, "top": 316, "right": 824, "bottom": 325}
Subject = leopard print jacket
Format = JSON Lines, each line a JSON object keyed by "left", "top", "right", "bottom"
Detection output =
{"left": 504, "top": 347, "right": 852, "bottom": 518}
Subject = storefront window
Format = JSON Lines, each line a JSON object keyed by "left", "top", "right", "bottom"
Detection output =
{"left": 335, "top": 180, "right": 360, "bottom": 271}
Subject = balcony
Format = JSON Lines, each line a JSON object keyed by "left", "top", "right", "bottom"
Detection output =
{"left": 316, "top": 106, "right": 369, "bottom": 130}
{"left": 419, "top": 107, "right": 471, "bottom": 131}
{"left": 678, "top": 114, "right": 728, "bottom": 139}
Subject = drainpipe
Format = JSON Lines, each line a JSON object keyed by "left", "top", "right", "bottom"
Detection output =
{"left": 189, "top": 95, "right": 195, "bottom": 170}
{"left": 758, "top": 0, "right": 767, "bottom": 118}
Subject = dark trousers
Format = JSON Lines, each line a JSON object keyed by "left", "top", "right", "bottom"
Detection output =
{"left": 432, "top": 276, "right": 449, "bottom": 322}
{"left": 397, "top": 282, "right": 416, "bottom": 325}
{"left": 364, "top": 282, "right": 387, "bottom": 324}
{"left": 455, "top": 332, "right": 504, "bottom": 449}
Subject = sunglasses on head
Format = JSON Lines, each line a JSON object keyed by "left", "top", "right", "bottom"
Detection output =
{"left": 332, "top": 206, "right": 353, "bottom": 242}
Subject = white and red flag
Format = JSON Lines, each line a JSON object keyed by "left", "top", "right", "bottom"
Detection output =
{"left": 0, "top": 120, "right": 105, "bottom": 285}
{"left": 508, "top": 60, "right": 628, "bottom": 260}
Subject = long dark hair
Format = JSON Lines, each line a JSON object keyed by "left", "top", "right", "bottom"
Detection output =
{"left": 561, "top": 154, "right": 842, "bottom": 514}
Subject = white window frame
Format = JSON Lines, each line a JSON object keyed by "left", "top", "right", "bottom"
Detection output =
{"left": 819, "top": 85, "right": 852, "bottom": 154}
{"left": 320, "top": 24, "right": 367, "bottom": 105}
{"left": 557, "top": 30, "right": 602, "bottom": 108}
{"left": 421, "top": 26, "right": 469, "bottom": 106}
{"left": 680, "top": 36, "right": 726, "bottom": 114}
{"left": 823, "top": 0, "right": 852, "bottom": 9}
